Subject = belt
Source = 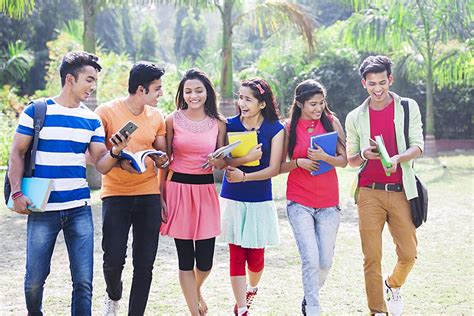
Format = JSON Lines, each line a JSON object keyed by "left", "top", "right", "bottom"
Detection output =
{"left": 170, "top": 171, "right": 214, "bottom": 185}
{"left": 365, "top": 183, "right": 403, "bottom": 192}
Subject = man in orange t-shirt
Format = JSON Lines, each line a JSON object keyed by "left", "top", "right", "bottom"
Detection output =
{"left": 95, "top": 62, "right": 168, "bottom": 316}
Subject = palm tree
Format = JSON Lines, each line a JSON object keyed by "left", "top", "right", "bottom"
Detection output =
{"left": 0, "top": 0, "right": 34, "bottom": 18}
{"left": 212, "top": 0, "right": 316, "bottom": 115}
{"left": 158, "top": 0, "right": 316, "bottom": 115}
{"left": 0, "top": 41, "right": 34, "bottom": 86}
{"left": 341, "top": 0, "right": 472, "bottom": 138}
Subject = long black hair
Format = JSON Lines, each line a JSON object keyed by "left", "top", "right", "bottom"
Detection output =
{"left": 175, "top": 68, "right": 222, "bottom": 121}
{"left": 240, "top": 78, "right": 280, "bottom": 122}
{"left": 288, "top": 79, "right": 338, "bottom": 158}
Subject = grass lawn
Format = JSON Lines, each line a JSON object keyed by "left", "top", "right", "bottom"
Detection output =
{"left": 0, "top": 153, "right": 473, "bottom": 315}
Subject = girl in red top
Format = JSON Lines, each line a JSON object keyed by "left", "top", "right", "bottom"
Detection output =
{"left": 280, "top": 79, "right": 347, "bottom": 315}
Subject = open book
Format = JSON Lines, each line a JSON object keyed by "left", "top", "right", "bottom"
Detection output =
{"left": 201, "top": 141, "right": 242, "bottom": 169}
{"left": 7, "top": 177, "right": 53, "bottom": 212}
{"left": 228, "top": 131, "right": 259, "bottom": 167}
{"left": 310, "top": 131, "right": 338, "bottom": 176}
{"left": 121, "top": 149, "right": 166, "bottom": 173}
{"left": 374, "top": 135, "right": 392, "bottom": 176}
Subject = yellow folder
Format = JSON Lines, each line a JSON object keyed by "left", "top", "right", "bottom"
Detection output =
{"left": 227, "top": 131, "right": 260, "bottom": 166}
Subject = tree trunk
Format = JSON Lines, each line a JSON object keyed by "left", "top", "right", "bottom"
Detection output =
{"left": 82, "top": 0, "right": 98, "bottom": 111}
{"left": 219, "top": 0, "right": 234, "bottom": 116}
{"left": 83, "top": 0, "right": 101, "bottom": 190}
{"left": 425, "top": 57, "right": 435, "bottom": 138}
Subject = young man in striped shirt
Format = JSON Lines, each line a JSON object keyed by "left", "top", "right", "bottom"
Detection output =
{"left": 8, "top": 51, "right": 129, "bottom": 316}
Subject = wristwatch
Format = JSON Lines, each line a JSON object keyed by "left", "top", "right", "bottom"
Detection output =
{"left": 109, "top": 148, "right": 122, "bottom": 159}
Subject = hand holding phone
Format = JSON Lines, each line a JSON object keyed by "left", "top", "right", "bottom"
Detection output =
{"left": 118, "top": 121, "right": 138, "bottom": 138}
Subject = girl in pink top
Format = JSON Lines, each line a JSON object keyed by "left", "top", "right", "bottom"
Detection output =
{"left": 160, "top": 69, "right": 226, "bottom": 315}
{"left": 280, "top": 80, "right": 347, "bottom": 315}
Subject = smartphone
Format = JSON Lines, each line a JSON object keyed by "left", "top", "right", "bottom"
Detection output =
{"left": 369, "top": 138, "right": 379, "bottom": 153}
{"left": 117, "top": 121, "right": 138, "bottom": 138}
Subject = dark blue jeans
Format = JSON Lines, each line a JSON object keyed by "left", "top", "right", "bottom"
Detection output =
{"left": 25, "top": 205, "right": 94, "bottom": 316}
{"left": 102, "top": 194, "right": 161, "bottom": 316}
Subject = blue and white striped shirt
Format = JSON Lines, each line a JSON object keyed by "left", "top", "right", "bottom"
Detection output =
{"left": 17, "top": 98, "right": 105, "bottom": 211}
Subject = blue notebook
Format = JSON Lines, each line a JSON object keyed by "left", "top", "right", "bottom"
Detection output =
{"left": 7, "top": 177, "right": 53, "bottom": 212}
{"left": 310, "top": 131, "right": 338, "bottom": 176}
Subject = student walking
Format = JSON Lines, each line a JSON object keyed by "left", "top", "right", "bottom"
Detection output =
{"left": 8, "top": 51, "right": 128, "bottom": 316}
{"left": 280, "top": 79, "right": 347, "bottom": 315}
{"left": 219, "top": 78, "right": 284, "bottom": 316}
{"left": 95, "top": 62, "right": 168, "bottom": 316}
{"left": 345, "top": 55, "right": 424, "bottom": 316}
{"left": 160, "top": 68, "right": 226, "bottom": 316}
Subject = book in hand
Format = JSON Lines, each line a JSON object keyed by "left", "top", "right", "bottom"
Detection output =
{"left": 310, "top": 131, "right": 338, "bottom": 176}
{"left": 120, "top": 149, "right": 166, "bottom": 173}
{"left": 201, "top": 141, "right": 242, "bottom": 169}
{"left": 227, "top": 131, "right": 259, "bottom": 167}
{"left": 7, "top": 177, "right": 53, "bottom": 212}
{"left": 374, "top": 135, "right": 392, "bottom": 176}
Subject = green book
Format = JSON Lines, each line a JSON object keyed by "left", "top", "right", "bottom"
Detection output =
{"left": 374, "top": 135, "right": 392, "bottom": 176}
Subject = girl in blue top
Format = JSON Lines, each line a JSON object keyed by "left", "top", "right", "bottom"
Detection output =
{"left": 220, "top": 78, "right": 284, "bottom": 316}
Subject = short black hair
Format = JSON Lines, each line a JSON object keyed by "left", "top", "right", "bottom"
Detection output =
{"left": 128, "top": 62, "right": 165, "bottom": 94}
{"left": 359, "top": 55, "right": 393, "bottom": 79}
{"left": 59, "top": 51, "right": 102, "bottom": 87}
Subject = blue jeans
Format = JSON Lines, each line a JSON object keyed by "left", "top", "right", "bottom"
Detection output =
{"left": 287, "top": 201, "right": 340, "bottom": 316}
{"left": 25, "top": 205, "right": 94, "bottom": 316}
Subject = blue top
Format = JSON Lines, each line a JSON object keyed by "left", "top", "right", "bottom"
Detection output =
{"left": 220, "top": 115, "right": 284, "bottom": 202}
{"left": 17, "top": 98, "right": 105, "bottom": 211}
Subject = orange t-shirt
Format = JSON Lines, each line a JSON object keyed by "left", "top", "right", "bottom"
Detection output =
{"left": 95, "top": 99, "right": 166, "bottom": 198}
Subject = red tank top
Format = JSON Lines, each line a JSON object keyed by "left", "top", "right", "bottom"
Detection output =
{"left": 286, "top": 117, "right": 339, "bottom": 208}
{"left": 359, "top": 100, "right": 402, "bottom": 187}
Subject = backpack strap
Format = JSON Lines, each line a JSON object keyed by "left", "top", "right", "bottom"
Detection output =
{"left": 401, "top": 99, "right": 410, "bottom": 149}
{"left": 24, "top": 98, "right": 47, "bottom": 177}
{"left": 401, "top": 98, "right": 416, "bottom": 168}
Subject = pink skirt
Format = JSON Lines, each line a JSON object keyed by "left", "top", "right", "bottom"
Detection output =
{"left": 160, "top": 180, "right": 221, "bottom": 240}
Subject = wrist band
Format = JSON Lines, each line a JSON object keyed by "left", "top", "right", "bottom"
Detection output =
{"left": 242, "top": 172, "right": 246, "bottom": 182}
{"left": 12, "top": 191, "right": 24, "bottom": 200}
{"left": 359, "top": 149, "right": 368, "bottom": 161}
{"left": 295, "top": 158, "right": 300, "bottom": 168}
{"left": 110, "top": 148, "right": 122, "bottom": 159}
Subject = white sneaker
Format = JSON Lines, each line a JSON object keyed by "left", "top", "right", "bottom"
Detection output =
{"left": 103, "top": 296, "right": 120, "bottom": 316}
{"left": 374, "top": 313, "right": 386, "bottom": 316}
{"left": 384, "top": 279, "right": 403, "bottom": 316}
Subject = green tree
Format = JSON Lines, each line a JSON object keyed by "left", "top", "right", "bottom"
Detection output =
{"left": 341, "top": 0, "right": 473, "bottom": 138}
{"left": 0, "top": 41, "right": 34, "bottom": 86}
{"left": 138, "top": 19, "right": 158, "bottom": 61}
{"left": 0, "top": 0, "right": 34, "bottom": 18}
{"left": 174, "top": 7, "right": 207, "bottom": 63}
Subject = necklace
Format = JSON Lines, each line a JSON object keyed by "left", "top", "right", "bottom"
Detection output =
{"left": 241, "top": 117, "right": 263, "bottom": 132}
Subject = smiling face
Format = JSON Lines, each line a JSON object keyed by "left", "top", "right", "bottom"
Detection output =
{"left": 300, "top": 93, "right": 326, "bottom": 120}
{"left": 238, "top": 86, "right": 265, "bottom": 119}
{"left": 183, "top": 79, "right": 207, "bottom": 110}
{"left": 362, "top": 70, "right": 393, "bottom": 107}
{"left": 68, "top": 65, "right": 97, "bottom": 102}
{"left": 142, "top": 79, "right": 163, "bottom": 106}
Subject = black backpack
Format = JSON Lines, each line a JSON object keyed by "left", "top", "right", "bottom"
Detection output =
{"left": 4, "top": 99, "right": 47, "bottom": 204}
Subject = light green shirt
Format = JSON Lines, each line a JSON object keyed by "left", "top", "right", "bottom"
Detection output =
{"left": 345, "top": 92, "right": 424, "bottom": 201}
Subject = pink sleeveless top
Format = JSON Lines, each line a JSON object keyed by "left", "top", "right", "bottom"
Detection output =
{"left": 170, "top": 110, "right": 218, "bottom": 174}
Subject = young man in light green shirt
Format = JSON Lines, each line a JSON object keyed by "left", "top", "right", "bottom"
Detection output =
{"left": 345, "top": 55, "right": 424, "bottom": 316}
